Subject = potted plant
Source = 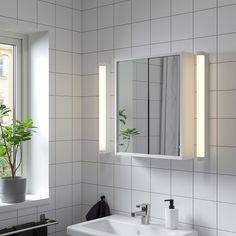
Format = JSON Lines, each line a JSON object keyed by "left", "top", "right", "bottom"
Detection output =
{"left": 0, "top": 105, "right": 36, "bottom": 203}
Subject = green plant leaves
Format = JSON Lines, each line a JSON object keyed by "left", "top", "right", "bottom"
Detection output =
{"left": 0, "top": 105, "right": 11, "bottom": 119}
{"left": 0, "top": 106, "right": 37, "bottom": 177}
{"left": 119, "top": 109, "right": 127, "bottom": 125}
{"left": 118, "top": 109, "right": 140, "bottom": 151}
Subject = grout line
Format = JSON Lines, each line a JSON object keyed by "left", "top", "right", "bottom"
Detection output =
{"left": 192, "top": 0, "right": 195, "bottom": 228}
{"left": 71, "top": 1, "right": 74, "bottom": 223}
{"left": 96, "top": 0, "right": 99, "bottom": 205}
{"left": 216, "top": 0, "right": 219, "bottom": 235}
{"left": 54, "top": 1, "right": 57, "bottom": 226}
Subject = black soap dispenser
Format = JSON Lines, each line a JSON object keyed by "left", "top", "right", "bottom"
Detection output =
{"left": 164, "top": 199, "right": 178, "bottom": 229}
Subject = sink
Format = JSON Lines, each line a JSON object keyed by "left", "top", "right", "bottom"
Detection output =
{"left": 67, "top": 215, "right": 197, "bottom": 236}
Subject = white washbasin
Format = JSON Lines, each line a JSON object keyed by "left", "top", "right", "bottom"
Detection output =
{"left": 67, "top": 215, "right": 197, "bottom": 236}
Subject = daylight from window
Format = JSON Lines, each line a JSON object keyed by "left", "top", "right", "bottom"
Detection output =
{"left": 0, "top": 43, "right": 14, "bottom": 177}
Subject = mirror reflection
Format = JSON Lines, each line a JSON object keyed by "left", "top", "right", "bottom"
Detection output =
{"left": 117, "top": 55, "right": 180, "bottom": 156}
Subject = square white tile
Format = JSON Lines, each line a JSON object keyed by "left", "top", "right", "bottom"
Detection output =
{"left": 194, "top": 0, "right": 216, "bottom": 10}
{"left": 114, "top": 1, "right": 131, "bottom": 25}
{"left": 18, "top": 0, "right": 37, "bottom": 22}
{"left": 172, "top": 171, "right": 192, "bottom": 197}
{"left": 56, "top": 207, "right": 73, "bottom": 232}
{"left": 98, "top": 28, "right": 114, "bottom": 51}
{"left": 82, "top": 31, "right": 97, "bottom": 53}
{"left": 218, "top": 62, "right": 236, "bottom": 90}
{"left": 218, "top": 202, "right": 236, "bottom": 232}
{"left": 82, "top": 118, "right": 98, "bottom": 140}
{"left": 56, "top": 96, "right": 73, "bottom": 118}
{"left": 56, "top": 51, "right": 73, "bottom": 74}
{"left": 98, "top": 4, "right": 113, "bottom": 28}
{"left": 218, "top": 175, "right": 236, "bottom": 204}
{"left": 172, "top": 13, "right": 192, "bottom": 41}
{"left": 132, "top": 0, "right": 150, "bottom": 22}
{"left": 56, "top": 28, "right": 73, "bottom": 52}
{"left": 132, "top": 166, "right": 150, "bottom": 192}
{"left": 38, "top": 1, "right": 55, "bottom": 26}
{"left": 114, "top": 188, "right": 131, "bottom": 212}
{"left": 56, "top": 74, "right": 73, "bottom": 96}
{"left": 151, "top": 168, "right": 170, "bottom": 194}
{"left": 56, "top": 0, "right": 73, "bottom": 8}
{"left": 194, "top": 172, "right": 216, "bottom": 201}
{"left": 114, "top": 24, "right": 131, "bottom": 49}
{"left": 56, "top": 185, "right": 73, "bottom": 208}
{"left": 82, "top": 75, "right": 98, "bottom": 96}
{"left": 98, "top": 163, "right": 114, "bottom": 186}
{"left": 151, "top": 18, "right": 170, "bottom": 43}
{"left": 194, "top": 199, "right": 216, "bottom": 228}
{"left": 0, "top": 0, "right": 17, "bottom": 18}
{"left": 218, "top": 91, "right": 236, "bottom": 118}
{"left": 151, "top": 0, "right": 170, "bottom": 19}
{"left": 56, "top": 5, "right": 72, "bottom": 30}
{"left": 218, "top": 119, "right": 236, "bottom": 146}
{"left": 82, "top": 0, "right": 97, "bottom": 10}
{"left": 114, "top": 165, "right": 131, "bottom": 189}
{"left": 219, "top": 5, "right": 236, "bottom": 34}
{"left": 194, "top": 9, "right": 216, "bottom": 37}
{"left": 82, "top": 162, "right": 98, "bottom": 184}
{"left": 132, "top": 21, "right": 150, "bottom": 46}
{"left": 82, "top": 141, "right": 98, "bottom": 162}
{"left": 82, "top": 8, "right": 97, "bottom": 31}
{"left": 56, "top": 141, "right": 73, "bottom": 163}
{"left": 218, "top": 146, "right": 236, "bottom": 175}
{"left": 73, "top": 0, "right": 81, "bottom": 9}
{"left": 82, "top": 97, "right": 98, "bottom": 118}
{"left": 172, "top": 0, "right": 192, "bottom": 14}
{"left": 218, "top": 33, "right": 236, "bottom": 62}
{"left": 82, "top": 53, "right": 98, "bottom": 74}
{"left": 82, "top": 183, "right": 97, "bottom": 205}
{"left": 56, "top": 163, "right": 73, "bottom": 185}
{"left": 56, "top": 118, "right": 73, "bottom": 140}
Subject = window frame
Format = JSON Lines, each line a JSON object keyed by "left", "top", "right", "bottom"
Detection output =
{"left": 0, "top": 24, "right": 50, "bottom": 211}
{"left": 0, "top": 32, "right": 28, "bottom": 177}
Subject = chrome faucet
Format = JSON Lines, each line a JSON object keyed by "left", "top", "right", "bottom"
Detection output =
{"left": 131, "top": 203, "right": 150, "bottom": 225}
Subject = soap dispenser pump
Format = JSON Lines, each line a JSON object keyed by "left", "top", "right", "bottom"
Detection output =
{"left": 164, "top": 199, "right": 178, "bottom": 229}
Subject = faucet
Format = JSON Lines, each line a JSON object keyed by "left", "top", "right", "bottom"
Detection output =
{"left": 131, "top": 203, "right": 150, "bottom": 225}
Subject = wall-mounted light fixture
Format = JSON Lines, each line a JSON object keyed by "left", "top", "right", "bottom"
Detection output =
{"left": 196, "top": 52, "right": 208, "bottom": 158}
{"left": 99, "top": 64, "right": 110, "bottom": 153}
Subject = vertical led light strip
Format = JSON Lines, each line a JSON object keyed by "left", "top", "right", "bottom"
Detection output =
{"left": 196, "top": 53, "right": 208, "bottom": 158}
{"left": 99, "top": 65, "right": 107, "bottom": 153}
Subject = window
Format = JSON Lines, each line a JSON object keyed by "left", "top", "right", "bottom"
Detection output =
{"left": 0, "top": 36, "right": 22, "bottom": 177}
{"left": 0, "top": 25, "right": 49, "bottom": 209}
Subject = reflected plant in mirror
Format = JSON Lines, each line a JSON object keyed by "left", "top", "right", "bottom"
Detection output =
{"left": 119, "top": 109, "right": 140, "bottom": 152}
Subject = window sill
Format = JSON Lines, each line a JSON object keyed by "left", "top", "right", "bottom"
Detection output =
{"left": 0, "top": 195, "right": 49, "bottom": 213}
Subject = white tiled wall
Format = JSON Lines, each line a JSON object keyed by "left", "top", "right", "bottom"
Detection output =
{"left": 81, "top": 0, "right": 236, "bottom": 236}
{"left": 0, "top": 0, "right": 82, "bottom": 235}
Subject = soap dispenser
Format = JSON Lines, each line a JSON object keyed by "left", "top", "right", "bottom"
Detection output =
{"left": 164, "top": 199, "right": 178, "bottom": 229}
